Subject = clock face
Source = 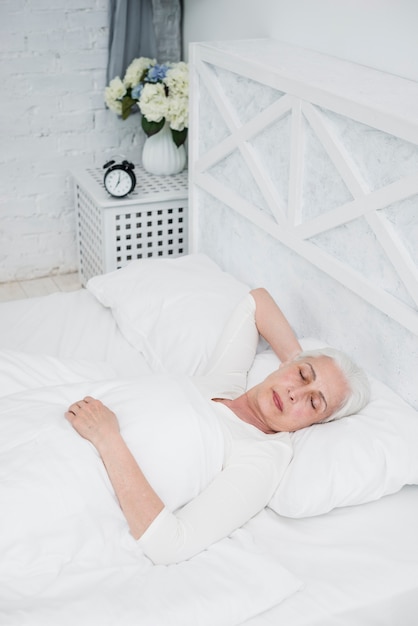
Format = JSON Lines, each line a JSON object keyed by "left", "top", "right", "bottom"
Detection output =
{"left": 104, "top": 168, "right": 134, "bottom": 197}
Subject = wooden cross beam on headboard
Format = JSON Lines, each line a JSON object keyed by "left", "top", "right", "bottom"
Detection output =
{"left": 189, "top": 39, "right": 418, "bottom": 337}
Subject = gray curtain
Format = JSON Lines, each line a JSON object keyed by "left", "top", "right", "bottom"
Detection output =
{"left": 151, "top": 0, "right": 182, "bottom": 62}
{"left": 107, "top": 0, "right": 182, "bottom": 82}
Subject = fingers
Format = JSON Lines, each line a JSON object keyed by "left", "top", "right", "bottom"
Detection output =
{"left": 64, "top": 395, "right": 119, "bottom": 447}
{"left": 66, "top": 396, "right": 98, "bottom": 417}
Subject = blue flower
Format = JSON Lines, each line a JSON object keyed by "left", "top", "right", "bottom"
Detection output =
{"left": 131, "top": 83, "right": 143, "bottom": 99}
{"left": 146, "top": 64, "right": 169, "bottom": 83}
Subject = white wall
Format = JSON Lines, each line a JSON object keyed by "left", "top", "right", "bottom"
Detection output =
{"left": 183, "top": 0, "right": 418, "bottom": 82}
{"left": 0, "top": 0, "right": 144, "bottom": 282}
{"left": 1, "top": 0, "right": 416, "bottom": 282}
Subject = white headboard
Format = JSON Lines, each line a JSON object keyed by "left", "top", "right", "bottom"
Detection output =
{"left": 189, "top": 39, "right": 418, "bottom": 409}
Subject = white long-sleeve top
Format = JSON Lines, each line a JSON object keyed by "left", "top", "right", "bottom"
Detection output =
{"left": 138, "top": 294, "right": 292, "bottom": 564}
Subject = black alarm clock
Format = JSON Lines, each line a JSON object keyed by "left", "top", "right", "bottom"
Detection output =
{"left": 103, "top": 159, "right": 136, "bottom": 197}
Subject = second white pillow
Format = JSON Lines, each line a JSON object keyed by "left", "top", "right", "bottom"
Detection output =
{"left": 87, "top": 254, "right": 250, "bottom": 375}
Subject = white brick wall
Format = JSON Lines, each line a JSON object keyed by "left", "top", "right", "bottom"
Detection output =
{"left": 0, "top": 0, "right": 146, "bottom": 281}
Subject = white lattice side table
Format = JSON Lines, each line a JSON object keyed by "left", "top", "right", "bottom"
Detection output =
{"left": 71, "top": 164, "right": 189, "bottom": 285}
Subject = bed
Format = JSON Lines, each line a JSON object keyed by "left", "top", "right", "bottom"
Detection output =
{"left": 1, "top": 39, "right": 418, "bottom": 625}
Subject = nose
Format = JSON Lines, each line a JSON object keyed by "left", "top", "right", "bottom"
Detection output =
{"left": 288, "top": 387, "right": 297, "bottom": 402}
{"left": 288, "top": 385, "right": 306, "bottom": 403}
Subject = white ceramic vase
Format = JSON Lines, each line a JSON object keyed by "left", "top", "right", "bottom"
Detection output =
{"left": 142, "top": 121, "right": 186, "bottom": 175}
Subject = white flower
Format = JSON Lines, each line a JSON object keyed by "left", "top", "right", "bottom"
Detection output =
{"left": 104, "top": 57, "right": 189, "bottom": 145}
{"left": 164, "top": 62, "right": 189, "bottom": 99}
{"left": 138, "top": 82, "right": 168, "bottom": 122}
{"left": 123, "top": 57, "right": 156, "bottom": 88}
{"left": 166, "top": 96, "right": 188, "bottom": 131}
{"left": 104, "top": 77, "right": 126, "bottom": 114}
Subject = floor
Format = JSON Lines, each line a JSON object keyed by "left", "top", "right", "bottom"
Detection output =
{"left": 0, "top": 273, "right": 82, "bottom": 303}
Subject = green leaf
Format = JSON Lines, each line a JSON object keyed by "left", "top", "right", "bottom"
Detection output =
{"left": 121, "top": 96, "right": 137, "bottom": 120}
{"left": 171, "top": 127, "right": 188, "bottom": 147}
{"left": 141, "top": 116, "right": 165, "bottom": 136}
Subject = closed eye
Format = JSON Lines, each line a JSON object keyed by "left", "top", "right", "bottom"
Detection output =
{"left": 299, "top": 364, "right": 313, "bottom": 382}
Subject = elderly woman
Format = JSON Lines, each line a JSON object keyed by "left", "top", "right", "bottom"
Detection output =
{"left": 66, "top": 288, "right": 370, "bottom": 564}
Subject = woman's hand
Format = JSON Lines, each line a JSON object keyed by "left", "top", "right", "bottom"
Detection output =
{"left": 65, "top": 396, "right": 120, "bottom": 450}
{"left": 65, "top": 396, "right": 165, "bottom": 541}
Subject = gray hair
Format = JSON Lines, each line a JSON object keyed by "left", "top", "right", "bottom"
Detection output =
{"left": 294, "top": 347, "right": 371, "bottom": 422}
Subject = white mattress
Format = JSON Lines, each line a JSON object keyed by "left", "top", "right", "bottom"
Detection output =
{"left": 244, "top": 487, "right": 418, "bottom": 625}
{"left": 1, "top": 289, "right": 417, "bottom": 625}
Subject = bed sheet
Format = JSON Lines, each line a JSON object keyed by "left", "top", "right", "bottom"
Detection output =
{"left": 0, "top": 288, "right": 151, "bottom": 377}
{"left": 243, "top": 485, "right": 418, "bottom": 625}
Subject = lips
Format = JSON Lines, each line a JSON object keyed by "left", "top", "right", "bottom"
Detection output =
{"left": 273, "top": 391, "right": 283, "bottom": 411}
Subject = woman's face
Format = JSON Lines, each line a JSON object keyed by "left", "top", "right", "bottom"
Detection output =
{"left": 246, "top": 356, "right": 348, "bottom": 433}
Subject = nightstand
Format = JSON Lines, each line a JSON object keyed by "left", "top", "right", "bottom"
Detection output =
{"left": 72, "top": 164, "right": 188, "bottom": 285}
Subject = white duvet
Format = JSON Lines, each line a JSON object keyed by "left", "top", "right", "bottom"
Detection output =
{"left": 0, "top": 349, "right": 301, "bottom": 626}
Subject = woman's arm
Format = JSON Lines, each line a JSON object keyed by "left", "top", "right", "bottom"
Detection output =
{"left": 137, "top": 435, "right": 292, "bottom": 564}
{"left": 65, "top": 396, "right": 164, "bottom": 539}
{"left": 65, "top": 395, "right": 291, "bottom": 565}
{"left": 250, "top": 288, "right": 301, "bottom": 362}
{"left": 196, "top": 289, "right": 301, "bottom": 399}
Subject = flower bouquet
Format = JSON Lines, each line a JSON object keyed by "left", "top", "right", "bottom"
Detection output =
{"left": 104, "top": 57, "right": 188, "bottom": 148}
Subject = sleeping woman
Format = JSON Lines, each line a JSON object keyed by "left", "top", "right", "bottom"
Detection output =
{"left": 65, "top": 288, "right": 370, "bottom": 564}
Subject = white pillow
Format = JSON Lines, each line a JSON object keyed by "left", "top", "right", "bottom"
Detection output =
{"left": 247, "top": 344, "right": 418, "bottom": 517}
{"left": 87, "top": 254, "right": 250, "bottom": 375}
